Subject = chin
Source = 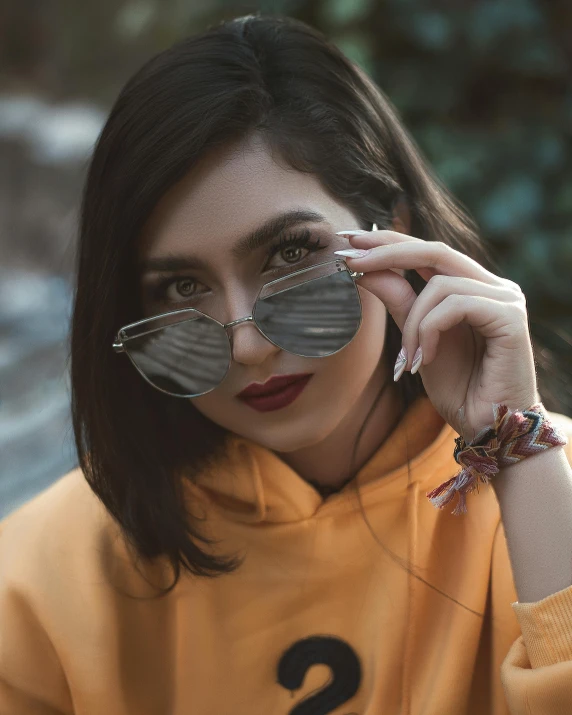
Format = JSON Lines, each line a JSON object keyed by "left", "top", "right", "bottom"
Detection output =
{"left": 246, "top": 416, "right": 341, "bottom": 453}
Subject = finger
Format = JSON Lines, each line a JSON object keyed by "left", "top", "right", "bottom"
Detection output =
{"left": 401, "top": 275, "right": 522, "bottom": 368}
{"left": 343, "top": 235, "right": 502, "bottom": 287}
{"left": 339, "top": 228, "right": 435, "bottom": 283}
{"left": 416, "top": 294, "right": 526, "bottom": 366}
{"left": 341, "top": 228, "right": 420, "bottom": 247}
{"left": 356, "top": 269, "right": 417, "bottom": 337}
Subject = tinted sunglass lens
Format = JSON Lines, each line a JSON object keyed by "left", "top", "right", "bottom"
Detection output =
{"left": 125, "top": 314, "right": 230, "bottom": 397}
{"left": 254, "top": 269, "right": 361, "bottom": 357}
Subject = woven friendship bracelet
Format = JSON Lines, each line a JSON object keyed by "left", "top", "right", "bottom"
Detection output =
{"left": 426, "top": 402, "right": 569, "bottom": 516}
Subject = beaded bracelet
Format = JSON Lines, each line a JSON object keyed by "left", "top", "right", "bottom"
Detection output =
{"left": 426, "top": 402, "right": 569, "bottom": 516}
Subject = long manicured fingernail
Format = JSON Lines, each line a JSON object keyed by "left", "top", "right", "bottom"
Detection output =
{"left": 394, "top": 347, "right": 407, "bottom": 382}
{"left": 410, "top": 347, "right": 423, "bottom": 374}
{"left": 335, "top": 229, "right": 369, "bottom": 237}
{"left": 334, "top": 249, "right": 371, "bottom": 258}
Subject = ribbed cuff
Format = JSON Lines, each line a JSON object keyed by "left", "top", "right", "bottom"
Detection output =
{"left": 512, "top": 584, "right": 572, "bottom": 668}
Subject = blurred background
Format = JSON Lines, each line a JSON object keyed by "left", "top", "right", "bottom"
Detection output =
{"left": 1, "top": 0, "right": 571, "bottom": 518}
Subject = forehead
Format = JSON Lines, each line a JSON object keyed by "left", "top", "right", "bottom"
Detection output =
{"left": 138, "top": 133, "right": 356, "bottom": 259}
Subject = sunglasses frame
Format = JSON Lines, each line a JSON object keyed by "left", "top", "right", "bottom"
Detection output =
{"left": 112, "top": 258, "right": 365, "bottom": 398}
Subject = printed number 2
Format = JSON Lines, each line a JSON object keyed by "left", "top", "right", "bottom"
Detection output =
{"left": 277, "top": 635, "right": 362, "bottom": 714}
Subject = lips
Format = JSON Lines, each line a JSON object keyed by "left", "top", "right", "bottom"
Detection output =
{"left": 237, "top": 375, "right": 313, "bottom": 413}
{"left": 237, "top": 373, "right": 313, "bottom": 398}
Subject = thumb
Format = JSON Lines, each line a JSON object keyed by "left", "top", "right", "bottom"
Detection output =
{"left": 356, "top": 269, "right": 416, "bottom": 334}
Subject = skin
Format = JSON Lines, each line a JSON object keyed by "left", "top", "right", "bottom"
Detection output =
{"left": 341, "top": 212, "right": 572, "bottom": 603}
{"left": 138, "top": 132, "right": 413, "bottom": 492}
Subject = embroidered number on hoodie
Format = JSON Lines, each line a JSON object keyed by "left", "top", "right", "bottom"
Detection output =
{"left": 277, "top": 635, "right": 362, "bottom": 714}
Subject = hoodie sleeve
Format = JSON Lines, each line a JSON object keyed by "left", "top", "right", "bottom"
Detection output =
{"left": 499, "top": 414, "right": 572, "bottom": 714}
{"left": 0, "top": 517, "right": 74, "bottom": 715}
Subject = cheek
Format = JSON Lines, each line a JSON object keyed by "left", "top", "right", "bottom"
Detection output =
{"left": 187, "top": 390, "right": 226, "bottom": 422}
{"left": 298, "top": 289, "right": 388, "bottom": 392}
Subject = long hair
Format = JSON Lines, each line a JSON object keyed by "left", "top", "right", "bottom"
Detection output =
{"left": 70, "top": 14, "right": 560, "bottom": 603}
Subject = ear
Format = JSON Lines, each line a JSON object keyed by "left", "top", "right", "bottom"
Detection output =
{"left": 390, "top": 193, "right": 411, "bottom": 235}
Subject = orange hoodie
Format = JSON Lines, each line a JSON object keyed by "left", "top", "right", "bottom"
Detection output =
{"left": 1, "top": 395, "right": 572, "bottom": 715}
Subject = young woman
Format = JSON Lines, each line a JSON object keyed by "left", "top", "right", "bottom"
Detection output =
{"left": 1, "top": 14, "right": 572, "bottom": 715}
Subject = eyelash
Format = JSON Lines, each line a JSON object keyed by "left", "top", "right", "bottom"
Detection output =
{"left": 269, "top": 229, "right": 327, "bottom": 268}
{"left": 149, "top": 229, "right": 328, "bottom": 304}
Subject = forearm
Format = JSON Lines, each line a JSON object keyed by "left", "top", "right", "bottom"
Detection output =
{"left": 493, "top": 445, "right": 572, "bottom": 603}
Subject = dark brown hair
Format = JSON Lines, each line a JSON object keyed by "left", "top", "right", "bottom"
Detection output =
{"left": 71, "top": 14, "right": 559, "bottom": 609}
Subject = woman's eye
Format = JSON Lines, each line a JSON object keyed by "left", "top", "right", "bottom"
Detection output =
{"left": 153, "top": 276, "right": 206, "bottom": 303}
{"left": 149, "top": 232, "right": 327, "bottom": 304}
{"left": 266, "top": 245, "right": 308, "bottom": 269}
{"left": 264, "top": 231, "right": 327, "bottom": 271}
{"left": 172, "top": 277, "right": 204, "bottom": 298}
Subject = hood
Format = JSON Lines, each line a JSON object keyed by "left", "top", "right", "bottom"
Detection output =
{"left": 185, "top": 395, "right": 455, "bottom": 525}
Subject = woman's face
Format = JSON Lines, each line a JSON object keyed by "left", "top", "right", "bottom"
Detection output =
{"left": 137, "top": 133, "right": 395, "bottom": 453}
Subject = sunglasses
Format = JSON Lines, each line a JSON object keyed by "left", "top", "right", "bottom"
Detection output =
{"left": 112, "top": 258, "right": 364, "bottom": 398}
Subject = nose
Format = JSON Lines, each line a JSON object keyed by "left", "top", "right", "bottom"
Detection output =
{"left": 230, "top": 319, "right": 281, "bottom": 366}
{"left": 222, "top": 289, "right": 281, "bottom": 366}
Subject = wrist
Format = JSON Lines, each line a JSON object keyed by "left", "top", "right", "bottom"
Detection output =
{"left": 427, "top": 401, "right": 569, "bottom": 515}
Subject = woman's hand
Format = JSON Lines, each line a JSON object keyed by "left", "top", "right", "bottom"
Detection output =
{"left": 335, "top": 228, "right": 540, "bottom": 442}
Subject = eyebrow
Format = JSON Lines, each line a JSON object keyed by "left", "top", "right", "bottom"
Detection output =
{"left": 138, "top": 208, "right": 328, "bottom": 274}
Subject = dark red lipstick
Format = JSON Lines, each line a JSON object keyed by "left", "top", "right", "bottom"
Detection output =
{"left": 237, "top": 373, "right": 313, "bottom": 412}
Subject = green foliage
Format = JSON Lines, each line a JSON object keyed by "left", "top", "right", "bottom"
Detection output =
{"left": 318, "top": 0, "right": 571, "bottom": 410}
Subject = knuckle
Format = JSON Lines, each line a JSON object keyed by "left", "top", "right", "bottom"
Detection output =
{"left": 427, "top": 274, "right": 447, "bottom": 290}
{"left": 505, "top": 278, "right": 524, "bottom": 295}
{"left": 444, "top": 293, "right": 462, "bottom": 308}
{"left": 508, "top": 283, "right": 527, "bottom": 308}
{"left": 514, "top": 301, "right": 528, "bottom": 319}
